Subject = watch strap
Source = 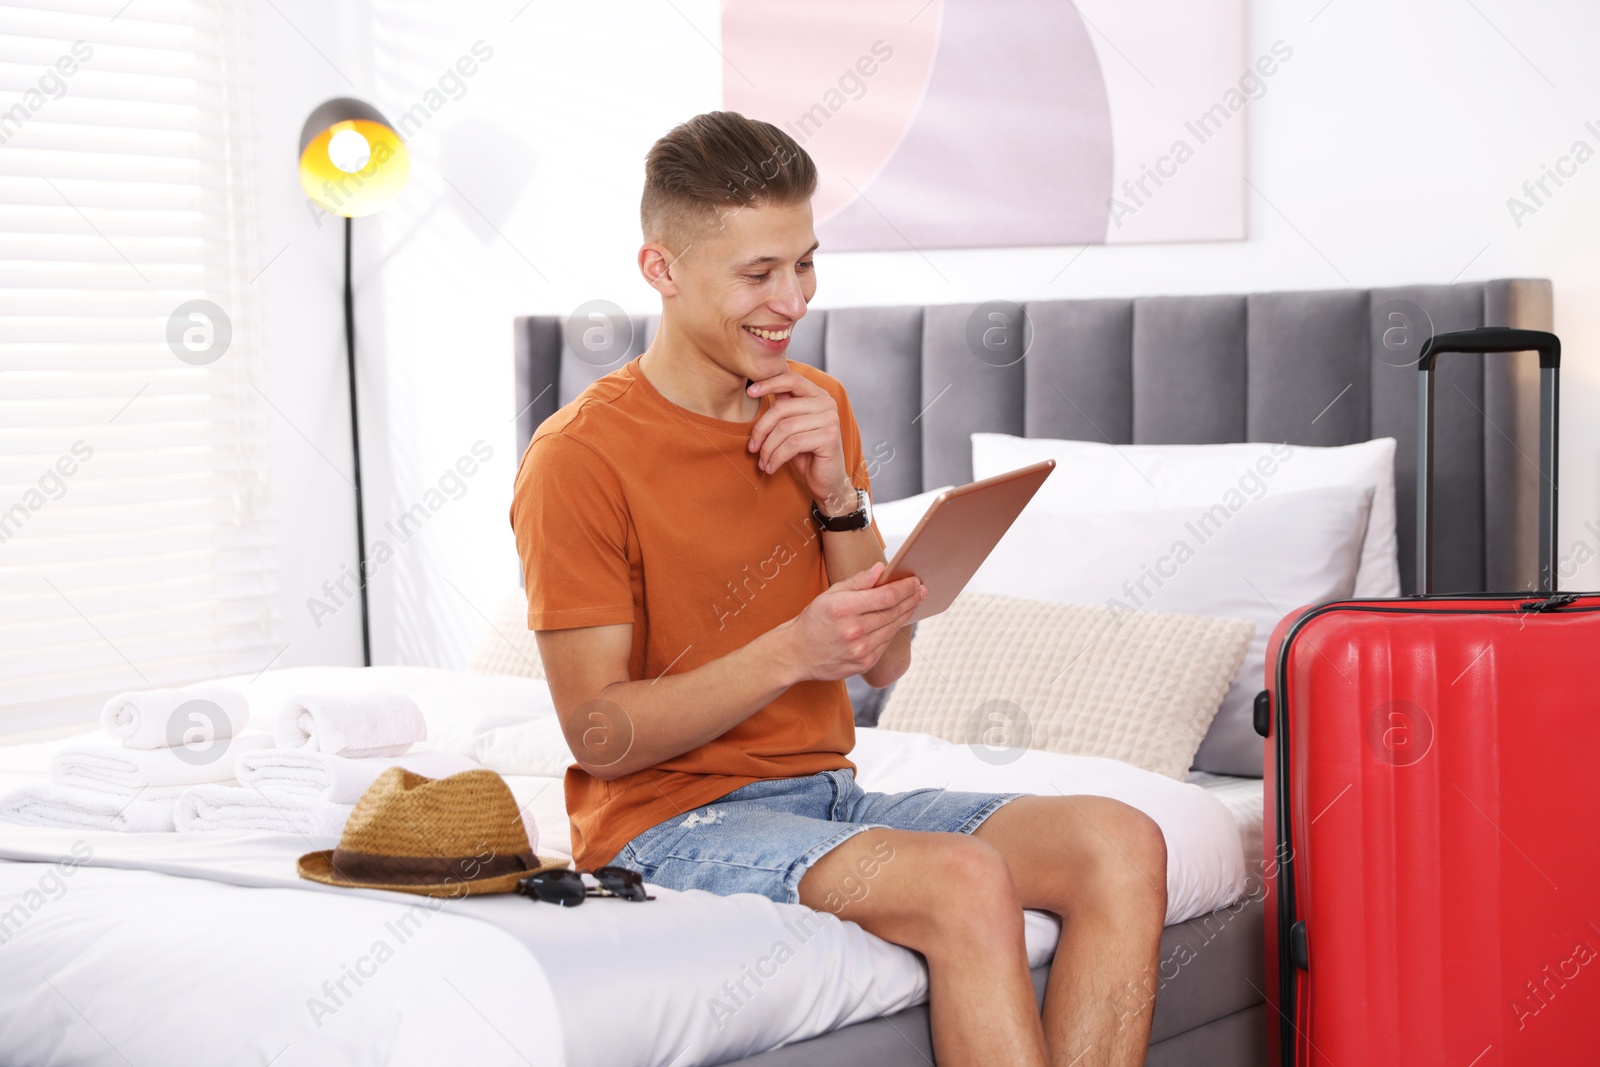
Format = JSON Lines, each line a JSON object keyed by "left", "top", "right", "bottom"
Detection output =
{"left": 812, "top": 489, "right": 869, "bottom": 532}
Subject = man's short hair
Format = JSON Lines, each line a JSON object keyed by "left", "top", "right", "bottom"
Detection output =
{"left": 641, "top": 110, "right": 817, "bottom": 250}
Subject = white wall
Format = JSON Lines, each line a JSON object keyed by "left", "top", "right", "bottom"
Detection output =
{"left": 244, "top": 0, "right": 371, "bottom": 673}
{"left": 245, "top": 0, "right": 1600, "bottom": 671}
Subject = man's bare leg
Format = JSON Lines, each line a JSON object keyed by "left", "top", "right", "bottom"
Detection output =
{"left": 973, "top": 795, "right": 1168, "bottom": 1067}
{"left": 798, "top": 828, "right": 1049, "bottom": 1067}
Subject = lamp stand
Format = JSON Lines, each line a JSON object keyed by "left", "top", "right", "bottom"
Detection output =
{"left": 344, "top": 215, "right": 372, "bottom": 666}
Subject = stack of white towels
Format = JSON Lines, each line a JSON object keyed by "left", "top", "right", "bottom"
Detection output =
{"left": 0, "top": 686, "right": 478, "bottom": 835}
{"left": 181, "top": 690, "right": 477, "bottom": 834}
{"left": 0, "top": 684, "right": 265, "bottom": 832}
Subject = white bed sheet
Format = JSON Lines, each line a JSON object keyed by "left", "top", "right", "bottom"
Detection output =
{"left": 0, "top": 858, "right": 563, "bottom": 1067}
{"left": 1187, "top": 770, "right": 1266, "bottom": 865}
{"left": 0, "top": 667, "right": 1250, "bottom": 1067}
{"left": 0, "top": 826, "right": 1061, "bottom": 1067}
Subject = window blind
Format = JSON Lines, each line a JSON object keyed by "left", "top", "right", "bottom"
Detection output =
{"left": 0, "top": 0, "right": 277, "bottom": 732}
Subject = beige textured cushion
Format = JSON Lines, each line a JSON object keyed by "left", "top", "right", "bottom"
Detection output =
{"left": 466, "top": 586, "right": 545, "bottom": 679}
{"left": 877, "top": 593, "right": 1254, "bottom": 780}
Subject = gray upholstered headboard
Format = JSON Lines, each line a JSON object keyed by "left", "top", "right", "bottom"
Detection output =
{"left": 516, "top": 278, "right": 1552, "bottom": 597}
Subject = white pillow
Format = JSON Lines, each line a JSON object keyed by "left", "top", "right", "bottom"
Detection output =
{"left": 965, "top": 485, "right": 1374, "bottom": 776}
{"left": 466, "top": 586, "right": 545, "bottom": 679}
{"left": 972, "top": 433, "right": 1399, "bottom": 598}
{"left": 873, "top": 485, "right": 953, "bottom": 558}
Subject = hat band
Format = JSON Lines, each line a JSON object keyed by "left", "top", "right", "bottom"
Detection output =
{"left": 328, "top": 847, "right": 538, "bottom": 887}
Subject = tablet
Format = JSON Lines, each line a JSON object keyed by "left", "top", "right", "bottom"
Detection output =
{"left": 878, "top": 459, "right": 1055, "bottom": 623}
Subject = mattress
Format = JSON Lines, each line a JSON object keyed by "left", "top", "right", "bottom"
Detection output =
{"left": 0, "top": 667, "right": 1257, "bottom": 1066}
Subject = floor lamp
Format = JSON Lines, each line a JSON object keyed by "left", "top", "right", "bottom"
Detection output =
{"left": 297, "top": 99, "right": 409, "bottom": 666}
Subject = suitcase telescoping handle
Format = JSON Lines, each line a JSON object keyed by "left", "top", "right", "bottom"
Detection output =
{"left": 1417, "top": 327, "right": 1560, "bottom": 594}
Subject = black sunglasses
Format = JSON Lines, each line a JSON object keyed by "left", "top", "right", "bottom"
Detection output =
{"left": 516, "top": 866, "right": 655, "bottom": 907}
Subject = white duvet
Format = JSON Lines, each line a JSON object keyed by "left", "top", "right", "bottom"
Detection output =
{"left": 0, "top": 667, "right": 1248, "bottom": 1067}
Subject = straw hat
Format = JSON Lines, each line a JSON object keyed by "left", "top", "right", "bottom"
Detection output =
{"left": 298, "top": 767, "right": 568, "bottom": 896}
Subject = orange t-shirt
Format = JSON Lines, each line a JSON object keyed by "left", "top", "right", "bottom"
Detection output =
{"left": 509, "top": 355, "right": 885, "bottom": 869}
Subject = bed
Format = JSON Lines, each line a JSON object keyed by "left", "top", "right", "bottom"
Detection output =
{"left": 0, "top": 667, "right": 1251, "bottom": 1067}
{"left": 0, "top": 278, "right": 1551, "bottom": 1066}
{"left": 511, "top": 276, "right": 1553, "bottom": 1064}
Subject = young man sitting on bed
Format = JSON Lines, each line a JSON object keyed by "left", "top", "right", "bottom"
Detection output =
{"left": 510, "top": 111, "right": 1167, "bottom": 1067}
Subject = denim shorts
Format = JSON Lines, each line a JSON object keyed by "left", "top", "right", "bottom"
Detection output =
{"left": 613, "top": 767, "right": 1031, "bottom": 906}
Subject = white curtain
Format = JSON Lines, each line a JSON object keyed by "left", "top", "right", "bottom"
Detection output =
{"left": 0, "top": 1, "right": 277, "bottom": 732}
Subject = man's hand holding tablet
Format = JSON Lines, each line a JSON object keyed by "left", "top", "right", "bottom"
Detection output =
{"left": 874, "top": 460, "right": 1056, "bottom": 624}
{"left": 785, "top": 561, "right": 925, "bottom": 682}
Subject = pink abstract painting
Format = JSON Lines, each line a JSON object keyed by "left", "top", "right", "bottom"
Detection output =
{"left": 722, "top": 0, "right": 1249, "bottom": 249}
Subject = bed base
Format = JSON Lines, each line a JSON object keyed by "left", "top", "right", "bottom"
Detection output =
{"left": 730, "top": 896, "right": 1266, "bottom": 1065}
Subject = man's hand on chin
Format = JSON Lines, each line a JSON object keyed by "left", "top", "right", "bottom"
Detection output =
{"left": 745, "top": 370, "right": 852, "bottom": 506}
{"left": 744, "top": 369, "right": 916, "bottom": 687}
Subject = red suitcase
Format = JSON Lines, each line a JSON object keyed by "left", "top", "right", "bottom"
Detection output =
{"left": 1261, "top": 328, "right": 1600, "bottom": 1065}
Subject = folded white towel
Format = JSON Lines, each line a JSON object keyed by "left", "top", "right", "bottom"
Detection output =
{"left": 274, "top": 692, "right": 426, "bottom": 758}
{"left": 173, "top": 783, "right": 353, "bottom": 835}
{"left": 100, "top": 683, "right": 252, "bottom": 750}
{"left": 51, "top": 732, "right": 273, "bottom": 796}
{"left": 236, "top": 748, "right": 480, "bottom": 805}
{"left": 0, "top": 783, "right": 178, "bottom": 832}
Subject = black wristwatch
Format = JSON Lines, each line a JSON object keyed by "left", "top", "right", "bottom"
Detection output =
{"left": 812, "top": 487, "right": 872, "bottom": 532}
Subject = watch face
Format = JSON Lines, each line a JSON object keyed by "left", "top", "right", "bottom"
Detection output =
{"left": 846, "top": 489, "right": 869, "bottom": 529}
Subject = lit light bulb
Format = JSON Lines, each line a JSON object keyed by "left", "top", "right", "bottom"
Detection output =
{"left": 328, "top": 128, "right": 372, "bottom": 173}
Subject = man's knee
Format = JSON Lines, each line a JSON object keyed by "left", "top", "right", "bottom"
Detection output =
{"left": 923, "top": 832, "right": 1023, "bottom": 916}
{"left": 1079, "top": 799, "right": 1167, "bottom": 907}
{"left": 895, "top": 833, "right": 1026, "bottom": 954}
